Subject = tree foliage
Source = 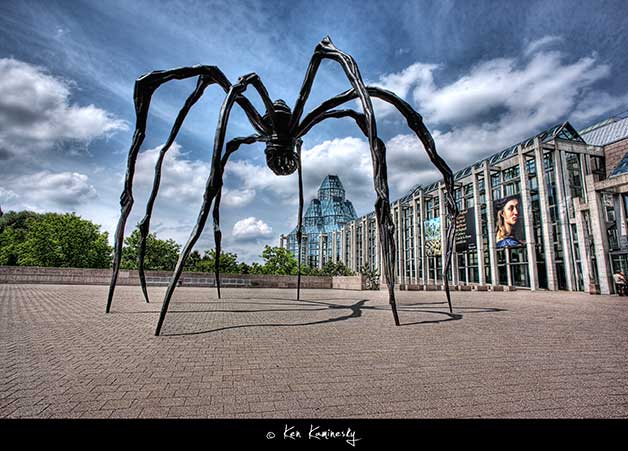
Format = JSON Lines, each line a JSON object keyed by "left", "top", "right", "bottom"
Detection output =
{"left": 0, "top": 212, "right": 112, "bottom": 268}
{"left": 359, "top": 264, "right": 380, "bottom": 290}
{"left": 0, "top": 211, "right": 364, "bottom": 278}
{"left": 321, "top": 259, "right": 355, "bottom": 276}
{"left": 0, "top": 211, "right": 42, "bottom": 265}
{"left": 120, "top": 229, "right": 181, "bottom": 271}
{"left": 258, "top": 245, "right": 298, "bottom": 275}
{"left": 192, "top": 249, "right": 250, "bottom": 274}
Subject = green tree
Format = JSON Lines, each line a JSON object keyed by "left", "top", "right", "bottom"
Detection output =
{"left": 0, "top": 210, "right": 42, "bottom": 265}
{"left": 248, "top": 262, "right": 264, "bottom": 274}
{"left": 321, "top": 259, "right": 355, "bottom": 276}
{"left": 360, "top": 264, "right": 380, "bottom": 290}
{"left": 184, "top": 250, "right": 202, "bottom": 271}
{"left": 299, "top": 264, "right": 322, "bottom": 276}
{"left": 0, "top": 210, "right": 41, "bottom": 233}
{"left": 259, "top": 245, "right": 298, "bottom": 275}
{"left": 120, "top": 229, "right": 181, "bottom": 271}
{"left": 194, "top": 249, "right": 246, "bottom": 274}
{"left": 15, "top": 212, "right": 112, "bottom": 268}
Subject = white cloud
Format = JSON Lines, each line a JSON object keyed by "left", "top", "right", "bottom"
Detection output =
{"left": 223, "top": 135, "right": 444, "bottom": 215}
{"left": 0, "top": 58, "right": 128, "bottom": 156}
{"left": 232, "top": 217, "right": 272, "bottom": 240}
{"left": 134, "top": 143, "right": 209, "bottom": 204}
{"left": 571, "top": 91, "right": 628, "bottom": 124}
{"left": 225, "top": 137, "right": 376, "bottom": 212}
{"left": 372, "top": 38, "right": 625, "bottom": 164}
{"left": 0, "top": 187, "right": 19, "bottom": 204}
{"left": 371, "top": 62, "right": 439, "bottom": 118}
{"left": 222, "top": 188, "right": 256, "bottom": 207}
{"left": 524, "top": 36, "right": 564, "bottom": 57}
{"left": 413, "top": 52, "right": 610, "bottom": 125}
{"left": 385, "top": 134, "right": 444, "bottom": 193}
{"left": 225, "top": 159, "right": 296, "bottom": 200}
{"left": 133, "top": 142, "right": 258, "bottom": 209}
{"left": 0, "top": 171, "right": 97, "bottom": 210}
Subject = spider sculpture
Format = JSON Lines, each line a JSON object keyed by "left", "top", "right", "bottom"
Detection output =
{"left": 106, "top": 36, "right": 459, "bottom": 336}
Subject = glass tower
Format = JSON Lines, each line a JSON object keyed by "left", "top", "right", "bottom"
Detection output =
{"left": 287, "top": 175, "right": 357, "bottom": 268}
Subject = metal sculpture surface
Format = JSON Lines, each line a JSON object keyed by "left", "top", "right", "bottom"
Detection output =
{"left": 106, "top": 36, "right": 459, "bottom": 336}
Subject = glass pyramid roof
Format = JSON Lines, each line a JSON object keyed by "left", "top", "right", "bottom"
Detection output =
{"left": 290, "top": 175, "right": 358, "bottom": 236}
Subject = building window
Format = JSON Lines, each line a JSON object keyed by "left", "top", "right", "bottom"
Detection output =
{"left": 565, "top": 152, "right": 584, "bottom": 200}
{"left": 491, "top": 172, "right": 501, "bottom": 200}
{"left": 591, "top": 155, "right": 606, "bottom": 181}
{"left": 464, "top": 184, "right": 474, "bottom": 209}
{"left": 356, "top": 223, "right": 363, "bottom": 270}
{"left": 415, "top": 201, "right": 423, "bottom": 280}
{"left": 402, "top": 206, "right": 415, "bottom": 280}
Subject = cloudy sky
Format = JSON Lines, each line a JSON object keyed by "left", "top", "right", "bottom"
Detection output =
{"left": 1, "top": 0, "right": 627, "bottom": 263}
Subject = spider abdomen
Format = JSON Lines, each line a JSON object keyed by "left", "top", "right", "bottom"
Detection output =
{"left": 264, "top": 99, "right": 298, "bottom": 175}
{"left": 265, "top": 136, "right": 298, "bottom": 175}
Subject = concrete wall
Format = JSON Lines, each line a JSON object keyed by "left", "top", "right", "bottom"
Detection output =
{"left": 332, "top": 275, "right": 367, "bottom": 290}
{"left": 0, "top": 266, "right": 333, "bottom": 289}
{"left": 0, "top": 266, "right": 518, "bottom": 292}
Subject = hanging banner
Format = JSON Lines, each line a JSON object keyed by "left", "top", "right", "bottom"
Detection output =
{"left": 424, "top": 217, "right": 442, "bottom": 256}
{"left": 455, "top": 207, "right": 477, "bottom": 252}
{"left": 493, "top": 194, "right": 524, "bottom": 248}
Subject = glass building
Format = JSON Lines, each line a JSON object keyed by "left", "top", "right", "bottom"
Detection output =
{"left": 280, "top": 175, "right": 357, "bottom": 268}
{"left": 282, "top": 114, "right": 628, "bottom": 294}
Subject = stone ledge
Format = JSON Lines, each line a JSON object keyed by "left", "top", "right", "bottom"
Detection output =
{"left": 0, "top": 266, "right": 333, "bottom": 289}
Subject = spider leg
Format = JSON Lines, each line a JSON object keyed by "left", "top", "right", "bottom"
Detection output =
{"left": 295, "top": 139, "right": 304, "bottom": 301}
{"left": 299, "top": 109, "right": 401, "bottom": 324}
{"left": 298, "top": 87, "right": 458, "bottom": 313}
{"left": 290, "top": 37, "right": 378, "bottom": 155}
{"left": 366, "top": 88, "right": 458, "bottom": 314}
{"left": 155, "top": 73, "right": 264, "bottom": 336}
{"left": 136, "top": 75, "right": 215, "bottom": 304}
{"left": 212, "top": 135, "right": 263, "bottom": 299}
{"left": 106, "top": 65, "right": 269, "bottom": 314}
{"left": 289, "top": 37, "right": 399, "bottom": 322}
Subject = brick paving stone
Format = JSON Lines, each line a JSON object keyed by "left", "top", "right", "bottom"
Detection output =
{"left": 138, "top": 407, "right": 171, "bottom": 418}
{"left": 109, "top": 408, "right": 143, "bottom": 419}
{"left": 1, "top": 284, "right": 627, "bottom": 418}
{"left": 80, "top": 410, "right": 113, "bottom": 419}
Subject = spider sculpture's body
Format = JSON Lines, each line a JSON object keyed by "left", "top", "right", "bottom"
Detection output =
{"left": 106, "top": 36, "right": 458, "bottom": 336}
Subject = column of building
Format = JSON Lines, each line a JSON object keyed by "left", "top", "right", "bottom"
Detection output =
{"left": 362, "top": 218, "right": 369, "bottom": 271}
{"left": 396, "top": 202, "right": 405, "bottom": 287}
{"left": 585, "top": 174, "right": 613, "bottom": 294}
{"left": 318, "top": 234, "right": 324, "bottom": 269}
{"left": 448, "top": 185, "right": 459, "bottom": 286}
{"left": 482, "top": 161, "right": 498, "bottom": 287}
{"left": 419, "top": 191, "right": 427, "bottom": 286}
{"left": 517, "top": 145, "right": 539, "bottom": 290}
{"left": 350, "top": 222, "right": 357, "bottom": 272}
{"left": 533, "top": 137, "right": 558, "bottom": 290}
{"left": 340, "top": 226, "right": 347, "bottom": 265}
{"left": 375, "top": 215, "right": 383, "bottom": 285}
{"left": 573, "top": 197, "right": 595, "bottom": 293}
{"left": 471, "top": 167, "right": 486, "bottom": 285}
{"left": 412, "top": 195, "right": 419, "bottom": 285}
{"left": 438, "top": 183, "right": 449, "bottom": 286}
{"left": 554, "top": 143, "right": 576, "bottom": 290}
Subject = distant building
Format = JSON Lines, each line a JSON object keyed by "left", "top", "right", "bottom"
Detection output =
{"left": 282, "top": 111, "right": 628, "bottom": 294}
{"left": 279, "top": 175, "right": 357, "bottom": 268}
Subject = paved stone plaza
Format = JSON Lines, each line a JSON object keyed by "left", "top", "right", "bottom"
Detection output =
{"left": 1, "top": 284, "right": 627, "bottom": 419}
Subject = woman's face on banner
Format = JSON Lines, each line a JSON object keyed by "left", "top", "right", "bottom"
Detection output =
{"left": 502, "top": 199, "right": 519, "bottom": 227}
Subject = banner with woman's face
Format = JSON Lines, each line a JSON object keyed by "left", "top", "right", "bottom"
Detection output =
{"left": 493, "top": 194, "right": 524, "bottom": 248}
